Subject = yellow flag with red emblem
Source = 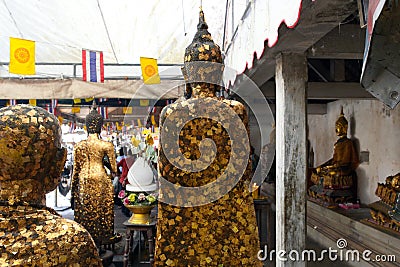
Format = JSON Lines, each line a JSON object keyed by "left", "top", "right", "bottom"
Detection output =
{"left": 140, "top": 57, "right": 160, "bottom": 84}
{"left": 123, "top": 107, "right": 132, "bottom": 114}
{"left": 9, "top": 37, "right": 35, "bottom": 75}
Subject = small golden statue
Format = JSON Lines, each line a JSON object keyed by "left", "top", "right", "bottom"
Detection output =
{"left": 0, "top": 104, "right": 102, "bottom": 266}
{"left": 308, "top": 107, "right": 359, "bottom": 205}
{"left": 71, "top": 101, "right": 119, "bottom": 248}
{"left": 366, "top": 173, "right": 400, "bottom": 232}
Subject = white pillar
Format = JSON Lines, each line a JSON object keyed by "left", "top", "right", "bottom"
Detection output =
{"left": 275, "top": 52, "right": 307, "bottom": 267}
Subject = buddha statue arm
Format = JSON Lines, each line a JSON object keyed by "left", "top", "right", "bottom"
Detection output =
{"left": 315, "top": 158, "right": 335, "bottom": 174}
{"left": 105, "top": 143, "right": 117, "bottom": 174}
{"left": 71, "top": 146, "right": 81, "bottom": 208}
{"left": 316, "top": 138, "right": 358, "bottom": 175}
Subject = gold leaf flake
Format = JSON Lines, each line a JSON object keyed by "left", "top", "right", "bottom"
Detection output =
{"left": 165, "top": 259, "right": 175, "bottom": 266}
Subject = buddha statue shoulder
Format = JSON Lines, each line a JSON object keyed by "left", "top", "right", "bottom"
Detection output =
{"left": 0, "top": 104, "right": 102, "bottom": 266}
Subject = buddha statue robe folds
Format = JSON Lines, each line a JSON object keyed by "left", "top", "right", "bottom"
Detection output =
{"left": 0, "top": 104, "right": 102, "bottom": 266}
{"left": 154, "top": 9, "right": 262, "bottom": 267}
{"left": 309, "top": 108, "right": 360, "bottom": 205}
{"left": 72, "top": 102, "right": 118, "bottom": 247}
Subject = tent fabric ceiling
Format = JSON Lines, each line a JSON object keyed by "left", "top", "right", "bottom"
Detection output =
{"left": 0, "top": 0, "right": 225, "bottom": 66}
{"left": 224, "top": 0, "right": 302, "bottom": 76}
{"left": 0, "top": 0, "right": 302, "bottom": 98}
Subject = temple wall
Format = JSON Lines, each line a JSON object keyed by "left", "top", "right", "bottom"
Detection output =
{"left": 308, "top": 99, "right": 400, "bottom": 205}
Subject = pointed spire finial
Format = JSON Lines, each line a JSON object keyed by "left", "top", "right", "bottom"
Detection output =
{"left": 197, "top": 8, "right": 208, "bottom": 31}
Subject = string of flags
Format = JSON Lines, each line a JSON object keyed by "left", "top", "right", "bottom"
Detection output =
{"left": 5, "top": 37, "right": 173, "bottom": 131}
{"left": 7, "top": 37, "right": 161, "bottom": 85}
{"left": 4, "top": 97, "right": 166, "bottom": 133}
{"left": 2, "top": 96, "right": 163, "bottom": 134}
{"left": 62, "top": 117, "right": 160, "bottom": 135}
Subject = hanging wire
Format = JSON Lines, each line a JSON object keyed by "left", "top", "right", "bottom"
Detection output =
{"left": 222, "top": 0, "right": 229, "bottom": 52}
{"left": 2, "top": 0, "right": 23, "bottom": 38}
{"left": 97, "top": 0, "right": 119, "bottom": 63}
{"left": 181, "top": 0, "right": 187, "bottom": 36}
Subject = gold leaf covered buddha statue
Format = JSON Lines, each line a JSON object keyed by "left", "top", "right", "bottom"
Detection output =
{"left": 71, "top": 102, "right": 119, "bottom": 247}
{"left": 367, "top": 173, "right": 400, "bottom": 232}
{"left": 154, "top": 8, "right": 262, "bottom": 267}
{"left": 0, "top": 104, "right": 102, "bottom": 266}
{"left": 308, "top": 108, "right": 359, "bottom": 205}
{"left": 388, "top": 173, "right": 400, "bottom": 229}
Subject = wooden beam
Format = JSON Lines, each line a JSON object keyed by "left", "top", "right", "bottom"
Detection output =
{"left": 275, "top": 52, "right": 307, "bottom": 267}
{"left": 308, "top": 24, "right": 365, "bottom": 59}
{"left": 260, "top": 82, "right": 374, "bottom": 99}
{"left": 330, "top": 59, "right": 346, "bottom": 82}
{"left": 268, "top": 103, "right": 327, "bottom": 115}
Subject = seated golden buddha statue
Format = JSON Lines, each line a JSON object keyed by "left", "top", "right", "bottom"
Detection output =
{"left": 367, "top": 173, "right": 400, "bottom": 230}
{"left": 309, "top": 108, "right": 359, "bottom": 204}
{"left": 0, "top": 104, "right": 102, "bottom": 266}
{"left": 388, "top": 173, "right": 400, "bottom": 229}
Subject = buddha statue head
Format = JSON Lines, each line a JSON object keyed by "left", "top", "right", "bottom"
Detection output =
{"left": 0, "top": 104, "right": 67, "bottom": 204}
{"left": 391, "top": 173, "right": 400, "bottom": 191}
{"left": 335, "top": 107, "right": 348, "bottom": 137}
{"left": 86, "top": 101, "right": 103, "bottom": 134}
{"left": 386, "top": 175, "right": 394, "bottom": 186}
{"left": 183, "top": 8, "right": 224, "bottom": 98}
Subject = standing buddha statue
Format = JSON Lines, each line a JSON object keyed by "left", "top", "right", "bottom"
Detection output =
{"left": 71, "top": 102, "right": 119, "bottom": 248}
{"left": 154, "top": 8, "right": 262, "bottom": 267}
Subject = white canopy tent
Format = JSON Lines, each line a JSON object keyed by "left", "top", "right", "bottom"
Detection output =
{"left": 0, "top": 0, "right": 302, "bottom": 99}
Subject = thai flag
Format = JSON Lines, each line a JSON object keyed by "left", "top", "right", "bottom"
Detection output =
{"left": 99, "top": 106, "right": 108, "bottom": 119}
{"left": 82, "top": 49, "right": 104, "bottom": 83}
{"left": 48, "top": 99, "right": 58, "bottom": 114}
{"left": 69, "top": 122, "right": 76, "bottom": 133}
{"left": 98, "top": 98, "right": 108, "bottom": 119}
